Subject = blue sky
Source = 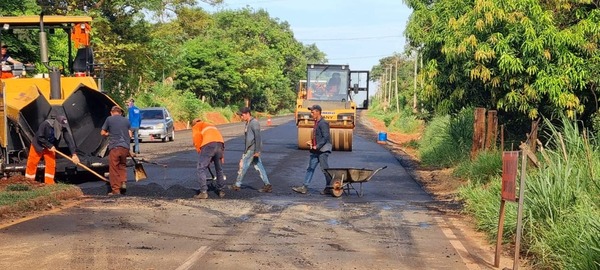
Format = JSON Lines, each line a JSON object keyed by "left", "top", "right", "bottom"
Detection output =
{"left": 207, "top": 0, "right": 412, "bottom": 71}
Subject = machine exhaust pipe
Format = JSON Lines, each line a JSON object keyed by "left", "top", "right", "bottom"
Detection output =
{"left": 39, "top": 13, "right": 61, "bottom": 100}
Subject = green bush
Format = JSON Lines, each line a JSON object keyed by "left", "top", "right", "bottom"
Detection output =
{"left": 135, "top": 84, "right": 211, "bottom": 124}
{"left": 454, "top": 150, "right": 502, "bottom": 185}
{"left": 419, "top": 108, "right": 474, "bottom": 167}
{"left": 388, "top": 113, "right": 421, "bottom": 134}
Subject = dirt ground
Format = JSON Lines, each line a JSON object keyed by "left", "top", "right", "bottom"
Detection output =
{"left": 0, "top": 175, "right": 46, "bottom": 191}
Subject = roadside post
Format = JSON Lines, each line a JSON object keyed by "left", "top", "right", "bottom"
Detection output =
{"left": 494, "top": 151, "right": 519, "bottom": 267}
{"left": 495, "top": 122, "right": 540, "bottom": 269}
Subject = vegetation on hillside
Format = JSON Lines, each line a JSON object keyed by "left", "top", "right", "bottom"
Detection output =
{"left": 1, "top": 0, "right": 326, "bottom": 116}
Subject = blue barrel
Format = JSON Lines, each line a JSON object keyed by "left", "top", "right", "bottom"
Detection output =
{"left": 378, "top": 131, "right": 387, "bottom": 142}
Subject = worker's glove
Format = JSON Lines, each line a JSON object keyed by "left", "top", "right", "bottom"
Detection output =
{"left": 71, "top": 154, "right": 80, "bottom": 164}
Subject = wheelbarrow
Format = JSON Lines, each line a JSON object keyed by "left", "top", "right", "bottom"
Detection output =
{"left": 324, "top": 166, "right": 387, "bottom": 197}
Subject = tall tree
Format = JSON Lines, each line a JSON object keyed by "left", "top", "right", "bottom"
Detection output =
{"left": 405, "top": 0, "right": 600, "bottom": 120}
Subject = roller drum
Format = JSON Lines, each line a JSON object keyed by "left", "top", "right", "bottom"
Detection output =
{"left": 331, "top": 128, "right": 353, "bottom": 151}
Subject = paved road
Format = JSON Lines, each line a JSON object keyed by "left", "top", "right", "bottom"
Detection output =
{"left": 0, "top": 115, "right": 501, "bottom": 269}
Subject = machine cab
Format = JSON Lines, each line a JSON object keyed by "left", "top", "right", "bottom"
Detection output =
{"left": 306, "top": 64, "right": 350, "bottom": 102}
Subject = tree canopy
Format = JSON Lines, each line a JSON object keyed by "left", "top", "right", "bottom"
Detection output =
{"left": 404, "top": 0, "right": 600, "bottom": 120}
{"left": 1, "top": 1, "right": 326, "bottom": 114}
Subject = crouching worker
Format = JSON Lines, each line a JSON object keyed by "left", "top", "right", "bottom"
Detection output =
{"left": 192, "top": 118, "right": 226, "bottom": 199}
{"left": 25, "top": 115, "right": 79, "bottom": 185}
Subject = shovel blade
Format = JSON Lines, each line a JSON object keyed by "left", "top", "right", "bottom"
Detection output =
{"left": 134, "top": 163, "right": 147, "bottom": 181}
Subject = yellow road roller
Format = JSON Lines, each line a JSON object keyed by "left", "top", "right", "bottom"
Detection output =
{"left": 0, "top": 15, "right": 118, "bottom": 179}
{"left": 295, "top": 64, "right": 370, "bottom": 151}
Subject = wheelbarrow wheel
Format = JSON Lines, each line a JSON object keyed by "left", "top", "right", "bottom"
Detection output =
{"left": 331, "top": 179, "right": 343, "bottom": 197}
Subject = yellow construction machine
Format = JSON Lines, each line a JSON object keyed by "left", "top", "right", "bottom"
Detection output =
{"left": 295, "top": 64, "right": 370, "bottom": 151}
{"left": 0, "top": 15, "right": 118, "bottom": 179}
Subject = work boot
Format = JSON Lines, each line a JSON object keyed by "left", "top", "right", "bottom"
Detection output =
{"left": 292, "top": 185, "right": 308, "bottom": 194}
{"left": 258, "top": 184, "right": 272, "bottom": 193}
{"left": 228, "top": 185, "right": 241, "bottom": 191}
{"left": 194, "top": 192, "right": 208, "bottom": 199}
{"left": 218, "top": 190, "right": 226, "bottom": 198}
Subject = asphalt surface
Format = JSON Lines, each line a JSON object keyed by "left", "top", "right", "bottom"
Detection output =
{"left": 0, "top": 114, "right": 506, "bottom": 269}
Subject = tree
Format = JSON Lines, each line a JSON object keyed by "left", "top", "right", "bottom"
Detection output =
{"left": 404, "top": 0, "right": 600, "bottom": 120}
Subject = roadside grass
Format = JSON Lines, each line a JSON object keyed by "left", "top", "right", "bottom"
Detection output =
{"left": 367, "top": 107, "right": 422, "bottom": 134}
{"left": 419, "top": 108, "right": 474, "bottom": 168}
{"left": 0, "top": 183, "right": 79, "bottom": 209}
{"left": 453, "top": 150, "right": 502, "bottom": 185}
{"left": 459, "top": 116, "right": 600, "bottom": 269}
{"left": 366, "top": 104, "right": 599, "bottom": 269}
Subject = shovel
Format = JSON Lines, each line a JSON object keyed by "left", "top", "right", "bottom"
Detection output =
{"left": 55, "top": 149, "right": 109, "bottom": 182}
{"left": 130, "top": 155, "right": 147, "bottom": 181}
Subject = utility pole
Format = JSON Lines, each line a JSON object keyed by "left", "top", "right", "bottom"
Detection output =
{"left": 413, "top": 51, "right": 418, "bottom": 113}
{"left": 395, "top": 58, "right": 399, "bottom": 114}
{"left": 387, "top": 64, "right": 392, "bottom": 111}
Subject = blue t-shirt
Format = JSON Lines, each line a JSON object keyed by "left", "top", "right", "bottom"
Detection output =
{"left": 128, "top": 106, "right": 142, "bottom": 128}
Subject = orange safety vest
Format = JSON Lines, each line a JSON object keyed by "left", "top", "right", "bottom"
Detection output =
{"left": 192, "top": 122, "right": 224, "bottom": 152}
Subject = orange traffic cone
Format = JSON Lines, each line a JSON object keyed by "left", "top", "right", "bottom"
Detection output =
{"left": 267, "top": 116, "right": 272, "bottom": 126}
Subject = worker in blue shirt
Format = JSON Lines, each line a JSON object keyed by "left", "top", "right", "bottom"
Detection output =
{"left": 127, "top": 99, "right": 142, "bottom": 154}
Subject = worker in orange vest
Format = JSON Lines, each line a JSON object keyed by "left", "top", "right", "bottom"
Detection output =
{"left": 192, "top": 118, "right": 226, "bottom": 199}
{"left": 25, "top": 114, "right": 79, "bottom": 184}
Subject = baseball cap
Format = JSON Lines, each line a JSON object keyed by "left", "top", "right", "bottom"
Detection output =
{"left": 237, "top": 107, "right": 251, "bottom": 115}
{"left": 111, "top": 105, "right": 123, "bottom": 113}
{"left": 128, "top": 98, "right": 134, "bottom": 103}
{"left": 308, "top": 105, "right": 322, "bottom": 112}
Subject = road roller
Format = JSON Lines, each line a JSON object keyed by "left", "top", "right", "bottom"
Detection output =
{"left": 0, "top": 15, "right": 118, "bottom": 179}
{"left": 295, "top": 64, "right": 370, "bottom": 151}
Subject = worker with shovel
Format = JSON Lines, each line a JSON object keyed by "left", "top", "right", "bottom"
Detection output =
{"left": 101, "top": 106, "right": 132, "bottom": 195}
{"left": 191, "top": 118, "right": 226, "bottom": 199}
{"left": 25, "top": 114, "right": 79, "bottom": 184}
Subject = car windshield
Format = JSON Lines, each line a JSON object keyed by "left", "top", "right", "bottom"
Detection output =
{"left": 141, "top": 110, "right": 164, "bottom": 120}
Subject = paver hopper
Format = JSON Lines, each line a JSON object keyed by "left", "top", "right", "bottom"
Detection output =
{"left": 0, "top": 15, "right": 118, "bottom": 179}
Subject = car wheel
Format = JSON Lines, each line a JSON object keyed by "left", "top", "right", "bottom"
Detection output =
{"left": 169, "top": 129, "right": 175, "bottom": 141}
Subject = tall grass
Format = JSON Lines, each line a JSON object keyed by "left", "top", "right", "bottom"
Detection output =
{"left": 454, "top": 150, "right": 502, "bottom": 185}
{"left": 419, "top": 108, "right": 474, "bottom": 167}
{"left": 367, "top": 107, "right": 422, "bottom": 134}
{"left": 460, "top": 116, "right": 600, "bottom": 269}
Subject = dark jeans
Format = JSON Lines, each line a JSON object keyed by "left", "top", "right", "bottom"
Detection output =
{"left": 197, "top": 142, "right": 225, "bottom": 193}
{"left": 303, "top": 151, "right": 332, "bottom": 187}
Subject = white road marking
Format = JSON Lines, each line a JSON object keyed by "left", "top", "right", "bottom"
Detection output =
{"left": 175, "top": 246, "right": 210, "bottom": 270}
{"left": 434, "top": 217, "right": 480, "bottom": 270}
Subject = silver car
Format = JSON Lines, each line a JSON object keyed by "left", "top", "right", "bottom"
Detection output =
{"left": 138, "top": 107, "right": 175, "bottom": 142}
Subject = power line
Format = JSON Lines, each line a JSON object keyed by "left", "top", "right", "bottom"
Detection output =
{"left": 328, "top": 54, "right": 392, "bottom": 60}
{"left": 299, "top": 35, "right": 402, "bottom": 42}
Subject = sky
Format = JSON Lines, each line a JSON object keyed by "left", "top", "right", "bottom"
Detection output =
{"left": 207, "top": 0, "right": 413, "bottom": 71}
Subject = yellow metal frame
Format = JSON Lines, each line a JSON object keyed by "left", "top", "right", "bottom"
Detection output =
{"left": 0, "top": 15, "right": 92, "bottom": 27}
